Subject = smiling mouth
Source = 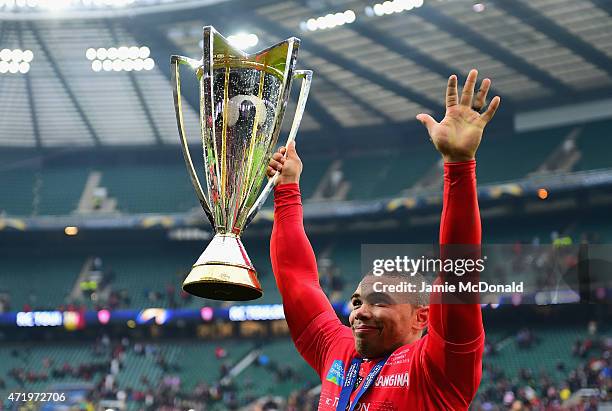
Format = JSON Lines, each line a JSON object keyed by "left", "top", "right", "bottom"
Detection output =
{"left": 353, "top": 326, "right": 380, "bottom": 334}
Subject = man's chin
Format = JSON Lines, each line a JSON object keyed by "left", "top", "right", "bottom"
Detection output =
{"left": 354, "top": 336, "right": 386, "bottom": 359}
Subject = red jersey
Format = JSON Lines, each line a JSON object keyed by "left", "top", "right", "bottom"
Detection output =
{"left": 271, "top": 161, "right": 484, "bottom": 411}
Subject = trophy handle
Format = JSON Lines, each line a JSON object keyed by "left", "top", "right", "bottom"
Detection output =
{"left": 171, "top": 55, "right": 215, "bottom": 226}
{"left": 243, "top": 69, "right": 313, "bottom": 228}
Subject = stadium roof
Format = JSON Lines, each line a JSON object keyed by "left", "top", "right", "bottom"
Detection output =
{"left": 0, "top": 0, "right": 611, "bottom": 147}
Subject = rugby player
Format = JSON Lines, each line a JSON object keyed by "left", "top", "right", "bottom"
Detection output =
{"left": 266, "top": 69, "right": 500, "bottom": 410}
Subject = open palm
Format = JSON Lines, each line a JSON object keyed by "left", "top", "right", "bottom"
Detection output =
{"left": 417, "top": 69, "right": 501, "bottom": 163}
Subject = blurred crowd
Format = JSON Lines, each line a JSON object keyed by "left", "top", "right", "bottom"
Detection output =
{"left": 1, "top": 334, "right": 311, "bottom": 411}
{"left": 0, "top": 321, "right": 610, "bottom": 410}
{"left": 257, "top": 333, "right": 610, "bottom": 411}
{"left": 470, "top": 325, "right": 611, "bottom": 411}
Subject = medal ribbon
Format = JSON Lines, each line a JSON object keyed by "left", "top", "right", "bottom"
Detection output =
{"left": 335, "top": 356, "right": 388, "bottom": 411}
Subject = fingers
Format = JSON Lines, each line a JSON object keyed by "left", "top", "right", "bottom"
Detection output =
{"left": 272, "top": 151, "right": 284, "bottom": 163}
{"left": 473, "top": 78, "right": 490, "bottom": 111}
{"left": 460, "top": 69, "right": 478, "bottom": 107}
{"left": 446, "top": 75, "right": 458, "bottom": 108}
{"left": 270, "top": 155, "right": 284, "bottom": 170}
{"left": 480, "top": 96, "right": 501, "bottom": 124}
{"left": 266, "top": 165, "right": 277, "bottom": 178}
{"left": 285, "top": 140, "right": 298, "bottom": 158}
{"left": 267, "top": 148, "right": 286, "bottom": 178}
{"left": 416, "top": 113, "right": 438, "bottom": 137}
{"left": 269, "top": 158, "right": 284, "bottom": 171}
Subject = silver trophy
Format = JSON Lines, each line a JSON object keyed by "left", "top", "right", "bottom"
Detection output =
{"left": 171, "top": 26, "right": 312, "bottom": 301}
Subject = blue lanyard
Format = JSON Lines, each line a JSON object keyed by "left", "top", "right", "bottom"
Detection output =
{"left": 336, "top": 357, "right": 388, "bottom": 411}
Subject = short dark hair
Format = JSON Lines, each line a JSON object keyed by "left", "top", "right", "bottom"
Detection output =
{"left": 360, "top": 271, "right": 430, "bottom": 306}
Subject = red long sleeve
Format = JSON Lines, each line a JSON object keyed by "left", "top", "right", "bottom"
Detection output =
{"left": 424, "top": 160, "right": 484, "bottom": 406}
{"left": 270, "top": 184, "right": 352, "bottom": 373}
{"left": 439, "top": 160, "right": 481, "bottom": 245}
{"left": 430, "top": 159, "right": 483, "bottom": 343}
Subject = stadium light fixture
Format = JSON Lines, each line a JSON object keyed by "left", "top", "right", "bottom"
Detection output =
{"left": 365, "top": 0, "right": 424, "bottom": 17}
{"left": 86, "top": 48, "right": 97, "bottom": 60}
{"left": 22, "top": 50, "right": 33, "bottom": 62}
{"left": 128, "top": 46, "right": 139, "bottom": 59}
{"left": 300, "top": 9, "right": 356, "bottom": 32}
{"left": 537, "top": 188, "right": 549, "bottom": 200}
{"left": 0, "top": 48, "right": 33, "bottom": 74}
{"left": 139, "top": 46, "right": 150, "bottom": 59}
{"left": 133, "top": 58, "right": 144, "bottom": 71}
{"left": 87, "top": 45, "right": 154, "bottom": 73}
{"left": 102, "top": 59, "right": 112, "bottom": 71}
{"left": 64, "top": 226, "right": 79, "bottom": 236}
{"left": 8, "top": 61, "right": 19, "bottom": 73}
{"left": 473, "top": 3, "right": 485, "bottom": 12}
{"left": 226, "top": 33, "right": 259, "bottom": 50}
{"left": 0, "top": 0, "right": 137, "bottom": 10}
{"left": 142, "top": 57, "right": 154, "bottom": 70}
{"left": 107, "top": 47, "right": 118, "bottom": 60}
{"left": 18, "top": 62, "right": 30, "bottom": 73}
{"left": 0, "top": 49, "right": 11, "bottom": 61}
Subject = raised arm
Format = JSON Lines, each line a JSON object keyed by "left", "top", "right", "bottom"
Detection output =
{"left": 267, "top": 142, "right": 352, "bottom": 373}
{"left": 417, "top": 69, "right": 500, "bottom": 404}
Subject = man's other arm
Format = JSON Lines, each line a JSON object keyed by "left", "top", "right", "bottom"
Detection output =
{"left": 416, "top": 69, "right": 500, "bottom": 406}
{"left": 424, "top": 159, "right": 484, "bottom": 406}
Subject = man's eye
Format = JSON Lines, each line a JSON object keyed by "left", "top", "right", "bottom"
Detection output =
{"left": 373, "top": 302, "right": 389, "bottom": 308}
{"left": 352, "top": 300, "right": 361, "bottom": 308}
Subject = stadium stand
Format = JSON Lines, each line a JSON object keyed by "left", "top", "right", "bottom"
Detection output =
{"left": 476, "top": 126, "right": 571, "bottom": 184}
{"left": 0, "top": 323, "right": 607, "bottom": 410}
{"left": 300, "top": 156, "right": 334, "bottom": 200}
{"left": 0, "top": 253, "right": 82, "bottom": 311}
{"left": 0, "top": 169, "right": 35, "bottom": 216}
{"left": 97, "top": 165, "right": 198, "bottom": 214}
{"left": 237, "top": 339, "right": 319, "bottom": 401}
{"left": 36, "top": 168, "right": 89, "bottom": 216}
{"left": 341, "top": 145, "right": 440, "bottom": 200}
{"left": 1, "top": 212, "right": 608, "bottom": 312}
{"left": 0, "top": 119, "right": 611, "bottom": 217}
{"left": 575, "top": 118, "right": 612, "bottom": 172}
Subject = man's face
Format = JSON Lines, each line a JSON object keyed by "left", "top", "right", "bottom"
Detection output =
{"left": 348, "top": 275, "right": 429, "bottom": 359}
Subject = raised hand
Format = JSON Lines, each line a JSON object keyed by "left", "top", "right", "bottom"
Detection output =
{"left": 266, "top": 140, "right": 303, "bottom": 186}
{"left": 416, "top": 69, "right": 501, "bottom": 163}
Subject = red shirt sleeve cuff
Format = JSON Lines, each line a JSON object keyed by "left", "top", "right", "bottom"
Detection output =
{"left": 273, "top": 183, "right": 301, "bottom": 208}
{"left": 444, "top": 159, "right": 476, "bottom": 175}
{"left": 444, "top": 160, "right": 476, "bottom": 183}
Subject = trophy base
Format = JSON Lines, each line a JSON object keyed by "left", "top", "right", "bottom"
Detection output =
{"left": 182, "top": 233, "right": 263, "bottom": 301}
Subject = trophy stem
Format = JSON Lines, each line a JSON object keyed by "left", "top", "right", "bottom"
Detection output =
{"left": 182, "top": 233, "right": 263, "bottom": 301}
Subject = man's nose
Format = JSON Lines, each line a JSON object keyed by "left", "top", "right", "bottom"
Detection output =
{"left": 354, "top": 304, "right": 373, "bottom": 320}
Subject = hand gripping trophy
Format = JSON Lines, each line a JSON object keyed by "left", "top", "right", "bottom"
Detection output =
{"left": 171, "top": 26, "right": 312, "bottom": 301}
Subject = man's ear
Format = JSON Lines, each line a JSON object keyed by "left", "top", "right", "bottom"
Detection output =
{"left": 412, "top": 305, "right": 429, "bottom": 332}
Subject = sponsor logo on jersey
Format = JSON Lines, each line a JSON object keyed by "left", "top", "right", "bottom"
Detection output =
{"left": 374, "top": 372, "right": 410, "bottom": 387}
{"left": 323, "top": 397, "right": 371, "bottom": 411}
{"left": 387, "top": 351, "right": 410, "bottom": 365}
{"left": 326, "top": 359, "right": 346, "bottom": 386}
